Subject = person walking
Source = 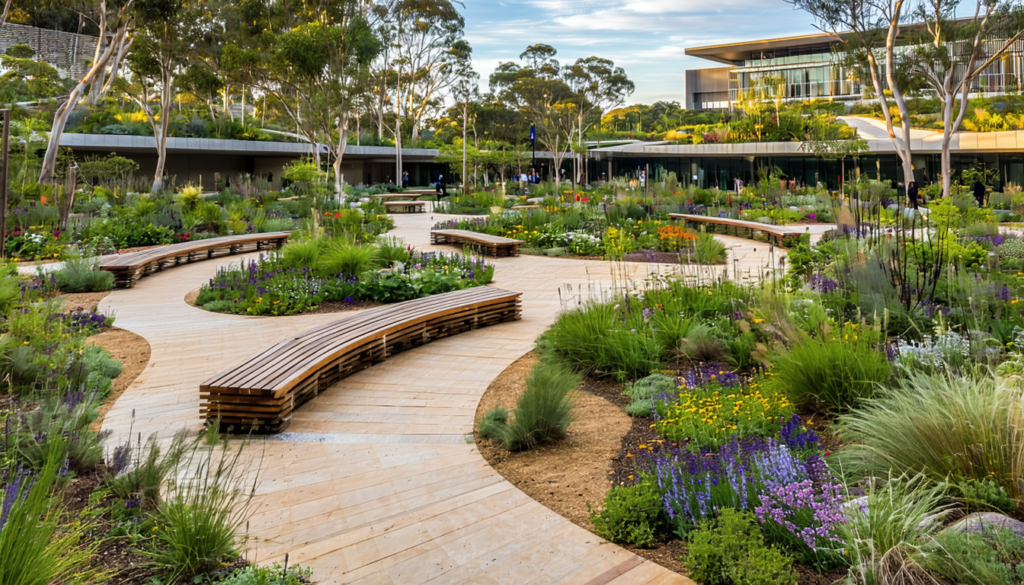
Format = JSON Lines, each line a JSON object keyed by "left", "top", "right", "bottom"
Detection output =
{"left": 402, "top": 171, "right": 409, "bottom": 190}
{"left": 973, "top": 180, "right": 987, "bottom": 207}
{"left": 907, "top": 181, "right": 920, "bottom": 211}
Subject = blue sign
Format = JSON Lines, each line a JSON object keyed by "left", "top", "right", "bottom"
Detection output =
{"left": 530, "top": 124, "right": 535, "bottom": 142}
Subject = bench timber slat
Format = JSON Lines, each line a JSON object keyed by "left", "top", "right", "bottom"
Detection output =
{"left": 383, "top": 201, "right": 427, "bottom": 213}
{"left": 99, "top": 232, "right": 290, "bottom": 288}
{"left": 430, "top": 229, "right": 523, "bottom": 257}
{"left": 200, "top": 286, "right": 522, "bottom": 432}
{"left": 669, "top": 214, "right": 806, "bottom": 247}
{"left": 372, "top": 193, "right": 423, "bottom": 201}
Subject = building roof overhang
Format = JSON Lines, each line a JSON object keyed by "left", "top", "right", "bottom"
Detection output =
{"left": 685, "top": 32, "right": 846, "bottom": 65}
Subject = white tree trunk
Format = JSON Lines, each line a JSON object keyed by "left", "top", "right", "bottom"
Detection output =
{"left": 333, "top": 114, "right": 350, "bottom": 198}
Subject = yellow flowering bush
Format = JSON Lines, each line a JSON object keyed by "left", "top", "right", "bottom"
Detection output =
{"left": 654, "top": 377, "right": 794, "bottom": 448}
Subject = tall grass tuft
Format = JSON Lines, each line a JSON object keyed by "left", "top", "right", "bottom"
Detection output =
{"left": 51, "top": 254, "right": 115, "bottom": 293}
{"left": 839, "top": 371, "right": 1024, "bottom": 498}
{"left": 280, "top": 239, "right": 323, "bottom": 269}
{"left": 142, "top": 438, "right": 258, "bottom": 582}
{"left": 316, "top": 240, "right": 380, "bottom": 277}
{"left": 479, "top": 360, "right": 580, "bottom": 451}
{"left": 541, "top": 302, "right": 662, "bottom": 380}
{"left": 0, "top": 439, "right": 99, "bottom": 585}
{"left": 767, "top": 336, "right": 891, "bottom": 413}
{"left": 839, "top": 474, "right": 949, "bottom": 585}
{"left": 105, "top": 431, "right": 189, "bottom": 508}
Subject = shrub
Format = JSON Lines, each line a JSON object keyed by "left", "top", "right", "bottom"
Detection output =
{"left": 142, "top": 440, "right": 255, "bottom": 582}
{"left": 541, "top": 302, "right": 663, "bottom": 380}
{"left": 922, "top": 526, "right": 1024, "bottom": 585}
{"left": 316, "top": 240, "right": 380, "bottom": 276}
{"left": 105, "top": 431, "right": 189, "bottom": 508}
{"left": 281, "top": 239, "right": 323, "bottom": 269}
{"left": 477, "top": 406, "right": 509, "bottom": 441}
{"left": 839, "top": 372, "right": 1024, "bottom": 498}
{"left": 624, "top": 374, "right": 677, "bottom": 417}
{"left": 685, "top": 509, "right": 797, "bottom": 585}
{"left": 838, "top": 475, "right": 949, "bottom": 585}
{"left": 218, "top": 563, "right": 313, "bottom": 585}
{"left": 590, "top": 481, "right": 667, "bottom": 548}
{"left": 767, "top": 335, "right": 891, "bottom": 413}
{"left": 693, "top": 232, "right": 727, "bottom": 264}
{"left": 499, "top": 360, "right": 579, "bottom": 451}
{"left": 51, "top": 254, "right": 115, "bottom": 293}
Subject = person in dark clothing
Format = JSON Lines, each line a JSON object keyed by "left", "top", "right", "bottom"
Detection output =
{"left": 896, "top": 182, "right": 906, "bottom": 200}
{"left": 907, "top": 181, "right": 920, "bottom": 211}
{"left": 973, "top": 180, "right": 986, "bottom": 207}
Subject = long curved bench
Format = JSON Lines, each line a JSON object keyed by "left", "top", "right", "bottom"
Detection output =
{"left": 669, "top": 214, "right": 807, "bottom": 247}
{"left": 430, "top": 229, "right": 524, "bottom": 257}
{"left": 99, "top": 232, "right": 290, "bottom": 288}
{"left": 200, "top": 286, "right": 523, "bottom": 433}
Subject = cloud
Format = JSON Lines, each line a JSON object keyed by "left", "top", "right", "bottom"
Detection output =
{"left": 462, "top": 0, "right": 817, "bottom": 103}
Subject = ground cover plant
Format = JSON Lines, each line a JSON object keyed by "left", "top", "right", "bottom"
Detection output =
{"left": 196, "top": 232, "right": 494, "bottom": 316}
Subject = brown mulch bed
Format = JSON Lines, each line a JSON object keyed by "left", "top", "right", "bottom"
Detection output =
{"left": 88, "top": 327, "right": 151, "bottom": 432}
{"left": 60, "top": 292, "right": 112, "bottom": 312}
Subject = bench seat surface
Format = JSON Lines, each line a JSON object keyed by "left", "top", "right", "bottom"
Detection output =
{"left": 99, "top": 232, "right": 290, "bottom": 269}
{"left": 430, "top": 229, "right": 524, "bottom": 246}
{"left": 669, "top": 214, "right": 805, "bottom": 237}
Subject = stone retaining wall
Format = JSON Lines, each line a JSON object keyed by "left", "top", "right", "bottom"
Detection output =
{"left": 0, "top": 23, "right": 98, "bottom": 80}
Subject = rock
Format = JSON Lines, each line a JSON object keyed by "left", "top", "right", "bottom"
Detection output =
{"left": 945, "top": 512, "right": 1024, "bottom": 540}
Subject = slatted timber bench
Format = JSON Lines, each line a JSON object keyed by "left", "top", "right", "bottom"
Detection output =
{"left": 383, "top": 200, "right": 427, "bottom": 214}
{"left": 669, "top": 214, "right": 806, "bottom": 247}
{"left": 430, "top": 229, "right": 524, "bottom": 257}
{"left": 200, "top": 287, "right": 523, "bottom": 433}
{"left": 99, "top": 232, "right": 290, "bottom": 288}
{"left": 372, "top": 193, "right": 423, "bottom": 201}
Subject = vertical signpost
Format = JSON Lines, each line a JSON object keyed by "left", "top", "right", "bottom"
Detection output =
{"left": 0, "top": 110, "right": 10, "bottom": 259}
{"left": 530, "top": 123, "right": 536, "bottom": 181}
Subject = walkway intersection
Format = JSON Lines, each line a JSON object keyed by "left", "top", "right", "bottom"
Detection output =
{"left": 99, "top": 212, "right": 793, "bottom": 585}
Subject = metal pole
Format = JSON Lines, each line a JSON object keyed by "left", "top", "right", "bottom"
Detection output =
{"left": 530, "top": 123, "right": 536, "bottom": 178}
{"left": 0, "top": 110, "right": 9, "bottom": 259}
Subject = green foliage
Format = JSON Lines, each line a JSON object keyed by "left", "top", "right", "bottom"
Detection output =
{"left": 316, "top": 240, "right": 380, "bottom": 276}
{"left": 0, "top": 441, "right": 99, "bottom": 585}
{"left": 489, "top": 360, "right": 579, "bottom": 451}
{"left": 51, "top": 254, "right": 115, "bottom": 293}
{"left": 693, "top": 232, "right": 727, "bottom": 264}
{"left": 105, "top": 432, "right": 189, "bottom": 507}
{"left": 685, "top": 509, "right": 797, "bottom": 585}
{"left": 477, "top": 406, "right": 509, "bottom": 441}
{"left": 767, "top": 335, "right": 891, "bottom": 413}
{"left": 218, "top": 563, "right": 313, "bottom": 585}
{"left": 590, "top": 481, "right": 667, "bottom": 548}
{"left": 142, "top": 440, "right": 255, "bottom": 582}
{"left": 839, "top": 372, "right": 1024, "bottom": 498}
{"left": 922, "top": 527, "right": 1024, "bottom": 585}
{"left": 838, "top": 475, "right": 950, "bottom": 585}
{"left": 624, "top": 374, "right": 677, "bottom": 417}
{"left": 951, "top": 479, "right": 1018, "bottom": 514}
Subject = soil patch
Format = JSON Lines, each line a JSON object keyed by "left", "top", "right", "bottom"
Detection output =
{"left": 88, "top": 328, "right": 151, "bottom": 432}
{"left": 60, "top": 292, "right": 112, "bottom": 312}
{"left": 475, "top": 353, "right": 692, "bottom": 576}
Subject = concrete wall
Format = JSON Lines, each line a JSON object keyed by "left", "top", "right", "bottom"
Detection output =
{"left": 0, "top": 23, "right": 98, "bottom": 80}
{"left": 685, "top": 67, "right": 732, "bottom": 111}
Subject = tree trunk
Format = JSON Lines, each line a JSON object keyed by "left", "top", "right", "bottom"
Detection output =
{"left": 97, "top": 34, "right": 132, "bottom": 103}
{"left": 394, "top": 75, "right": 403, "bottom": 186}
{"left": 0, "top": 0, "right": 14, "bottom": 30}
{"left": 333, "top": 114, "right": 350, "bottom": 199}
{"left": 462, "top": 101, "right": 467, "bottom": 195}
{"left": 39, "top": 25, "right": 126, "bottom": 185}
{"left": 151, "top": 70, "right": 174, "bottom": 192}
{"left": 86, "top": 1, "right": 108, "bottom": 107}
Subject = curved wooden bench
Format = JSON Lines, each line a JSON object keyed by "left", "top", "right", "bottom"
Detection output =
{"left": 372, "top": 193, "right": 422, "bottom": 201}
{"left": 430, "top": 229, "right": 524, "bottom": 257}
{"left": 99, "top": 232, "right": 290, "bottom": 288}
{"left": 200, "top": 286, "right": 522, "bottom": 433}
{"left": 669, "top": 214, "right": 807, "bottom": 247}
{"left": 383, "top": 200, "right": 426, "bottom": 213}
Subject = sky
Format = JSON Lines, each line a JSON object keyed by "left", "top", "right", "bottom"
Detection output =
{"left": 462, "top": 0, "right": 819, "bottom": 106}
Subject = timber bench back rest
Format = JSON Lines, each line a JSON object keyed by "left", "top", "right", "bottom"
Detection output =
{"left": 430, "top": 229, "right": 524, "bottom": 257}
{"left": 200, "top": 286, "right": 523, "bottom": 433}
{"left": 383, "top": 201, "right": 427, "bottom": 213}
{"left": 669, "top": 214, "right": 804, "bottom": 246}
{"left": 98, "top": 232, "right": 290, "bottom": 288}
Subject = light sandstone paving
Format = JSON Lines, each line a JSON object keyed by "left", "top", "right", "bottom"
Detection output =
{"left": 99, "top": 209, "right": 806, "bottom": 584}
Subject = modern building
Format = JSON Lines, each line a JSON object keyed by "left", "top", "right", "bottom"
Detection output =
{"left": 684, "top": 29, "right": 1024, "bottom": 111}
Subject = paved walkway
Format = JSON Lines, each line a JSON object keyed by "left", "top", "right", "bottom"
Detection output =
{"left": 99, "top": 213, "right": 790, "bottom": 585}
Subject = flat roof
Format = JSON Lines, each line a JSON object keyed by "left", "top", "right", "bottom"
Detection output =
{"left": 685, "top": 32, "right": 844, "bottom": 65}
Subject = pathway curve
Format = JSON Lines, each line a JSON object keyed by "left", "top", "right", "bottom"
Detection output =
{"left": 99, "top": 213, "right": 788, "bottom": 585}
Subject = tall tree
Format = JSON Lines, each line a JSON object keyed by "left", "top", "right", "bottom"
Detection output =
{"left": 563, "top": 56, "right": 634, "bottom": 182}
{"left": 909, "top": 0, "right": 1024, "bottom": 196}
{"left": 38, "top": 0, "right": 134, "bottom": 186}
{"left": 449, "top": 40, "right": 477, "bottom": 191}
{"left": 491, "top": 44, "right": 575, "bottom": 186}
{"left": 787, "top": 0, "right": 917, "bottom": 186}
{"left": 124, "top": 0, "right": 209, "bottom": 191}
{"left": 224, "top": 0, "right": 381, "bottom": 195}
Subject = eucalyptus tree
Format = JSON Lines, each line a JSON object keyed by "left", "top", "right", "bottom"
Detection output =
{"left": 450, "top": 40, "right": 477, "bottom": 191}
{"left": 38, "top": 0, "right": 134, "bottom": 186}
{"left": 490, "top": 44, "right": 576, "bottom": 186}
{"left": 123, "top": 0, "right": 212, "bottom": 191}
{"left": 786, "top": 0, "right": 917, "bottom": 186}
{"left": 908, "top": 0, "right": 1024, "bottom": 196}
{"left": 563, "top": 56, "right": 634, "bottom": 181}
{"left": 223, "top": 0, "right": 381, "bottom": 195}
